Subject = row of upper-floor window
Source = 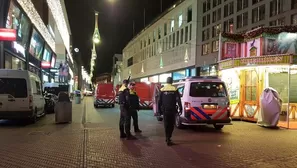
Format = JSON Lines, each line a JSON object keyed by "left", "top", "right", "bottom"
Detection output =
{"left": 203, "top": 0, "right": 288, "bottom": 28}
{"left": 125, "top": 24, "right": 193, "bottom": 67}
{"left": 201, "top": 12, "right": 297, "bottom": 56}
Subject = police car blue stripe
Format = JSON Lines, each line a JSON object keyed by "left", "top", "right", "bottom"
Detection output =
{"left": 194, "top": 107, "right": 211, "bottom": 120}
{"left": 191, "top": 112, "right": 201, "bottom": 120}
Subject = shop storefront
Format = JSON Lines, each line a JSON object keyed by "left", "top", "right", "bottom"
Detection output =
{"left": 4, "top": 0, "right": 31, "bottom": 70}
{"left": 218, "top": 26, "right": 297, "bottom": 129}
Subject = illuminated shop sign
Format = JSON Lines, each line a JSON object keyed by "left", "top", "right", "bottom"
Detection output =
{"left": 235, "top": 55, "right": 292, "bottom": 66}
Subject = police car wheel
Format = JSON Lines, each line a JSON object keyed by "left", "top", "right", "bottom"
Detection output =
{"left": 214, "top": 125, "right": 224, "bottom": 130}
{"left": 175, "top": 115, "right": 184, "bottom": 129}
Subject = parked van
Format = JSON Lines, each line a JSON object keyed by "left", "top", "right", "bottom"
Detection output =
{"left": 134, "top": 82, "right": 160, "bottom": 109}
{"left": 0, "top": 69, "right": 45, "bottom": 123}
{"left": 94, "top": 83, "right": 115, "bottom": 108}
{"left": 153, "top": 76, "right": 232, "bottom": 130}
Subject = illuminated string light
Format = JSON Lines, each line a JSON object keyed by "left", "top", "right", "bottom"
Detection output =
{"left": 17, "top": 0, "right": 55, "bottom": 51}
{"left": 46, "top": 0, "right": 73, "bottom": 63}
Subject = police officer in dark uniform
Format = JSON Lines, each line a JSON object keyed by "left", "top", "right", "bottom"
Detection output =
{"left": 118, "top": 79, "right": 135, "bottom": 140}
{"left": 158, "top": 77, "right": 182, "bottom": 146}
{"left": 128, "top": 82, "right": 142, "bottom": 133}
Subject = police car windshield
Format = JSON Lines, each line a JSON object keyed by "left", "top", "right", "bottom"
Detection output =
{"left": 190, "top": 82, "right": 227, "bottom": 97}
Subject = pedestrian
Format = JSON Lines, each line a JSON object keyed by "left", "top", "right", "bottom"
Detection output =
{"left": 128, "top": 82, "right": 142, "bottom": 133}
{"left": 158, "top": 77, "right": 182, "bottom": 146}
{"left": 118, "top": 79, "right": 136, "bottom": 140}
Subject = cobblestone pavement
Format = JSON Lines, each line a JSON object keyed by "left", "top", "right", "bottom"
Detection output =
{"left": 0, "top": 97, "right": 297, "bottom": 168}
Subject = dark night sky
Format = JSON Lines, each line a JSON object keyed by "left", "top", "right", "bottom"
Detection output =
{"left": 65, "top": 0, "right": 176, "bottom": 77}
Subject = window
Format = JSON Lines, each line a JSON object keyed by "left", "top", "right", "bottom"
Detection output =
{"left": 203, "top": 1, "right": 207, "bottom": 13}
{"left": 0, "top": 78, "right": 27, "bottom": 98}
{"left": 35, "top": 81, "right": 41, "bottom": 95}
{"left": 292, "top": 0, "right": 297, "bottom": 9}
{"left": 269, "top": 17, "right": 285, "bottom": 26}
{"left": 223, "top": 18, "right": 234, "bottom": 32}
{"left": 252, "top": 5, "right": 265, "bottom": 23}
{"left": 237, "top": 12, "right": 248, "bottom": 28}
{"left": 187, "top": 6, "right": 192, "bottom": 22}
{"left": 213, "top": 0, "right": 222, "bottom": 7}
{"left": 202, "top": 29, "right": 210, "bottom": 41}
{"left": 252, "top": 0, "right": 263, "bottom": 5}
{"left": 176, "top": 31, "right": 180, "bottom": 46}
{"left": 169, "top": 35, "right": 172, "bottom": 48}
{"left": 203, "top": 16, "right": 206, "bottom": 27}
{"left": 189, "top": 82, "right": 227, "bottom": 97}
{"left": 202, "top": 43, "right": 210, "bottom": 55}
{"left": 224, "top": 2, "right": 234, "bottom": 17}
{"left": 127, "top": 57, "right": 133, "bottom": 67}
{"left": 270, "top": 0, "right": 284, "bottom": 17}
{"left": 203, "top": 0, "right": 211, "bottom": 12}
{"left": 181, "top": 29, "right": 184, "bottom": 44}
{"left": 153, "top": 31, "right": 156, "bottom": 42}
{"left": 185, "top": 26, "right": 188, "bottom": 42}
{"left": 292, "top": 14, "right": 297, "bottom": 25}
{"left": 207, "top": 14, "right": 210, "bottom": 25}
{"left": 237, "top": 0, "right": 248, "bottom": 11}
{"left": 164, "top": 23, "right": 167, "bottom": 36}
{"left": 177, "top": 86, "right": 185, "bottom": 97}
{"left": 213, "top": 9, "right": 222, "bottom": 23}
{"left": 178, "top": 14, "right": 183, "bottom": 27}
{"left": 189, "top": 24, "right": 192, "bottom": 40}
{"left": 171, "top": 20, "right": 174, "bottom": 32}
{"left": 158, "top": 27, "right": 161, "bottom": 39}
{"left": 212, "top": 24, "right": 221, "bottom": 37}
{"left": 212, "top": 40, "right": 219, "bottom": 52}
{"left": 173, "top": 33, "right": 175, "bottom": 47}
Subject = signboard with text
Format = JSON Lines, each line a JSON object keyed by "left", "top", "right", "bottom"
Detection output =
{"left": 0, "top": 28, "right": 16, "bottom": 41}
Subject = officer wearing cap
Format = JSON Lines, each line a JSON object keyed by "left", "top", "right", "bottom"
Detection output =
{"left": 158, "top": 77, "right": 182, "bottom": 146}
{"left": 128, "top": 82, "right": 142, "bottom": 133}
{"left": 118, "top": 79, "right": 135, "bottom": 140}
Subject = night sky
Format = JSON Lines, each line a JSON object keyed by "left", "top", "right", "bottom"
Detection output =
{"left": 65, "top": 0, "right": 176, "bottom": 77}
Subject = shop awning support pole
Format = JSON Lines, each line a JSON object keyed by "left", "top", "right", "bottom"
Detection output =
{"left": 287, "top": 66, "right": 291, "bottom": 129}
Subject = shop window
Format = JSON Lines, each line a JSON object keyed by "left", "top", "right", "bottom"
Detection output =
{"left": 245, "top": 70, "right": 257, "bottom": 101}
{"left": 6, "top": 1, "right": 31, "bottom": 54}
{"left": 291, "top": 14, "right": 297, "bottom": 25}
{"left": 202, "top": 43, "right": 210, "bottom": 55}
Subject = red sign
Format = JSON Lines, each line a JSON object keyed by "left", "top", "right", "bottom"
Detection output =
{"left": 41, "top": 62, "right": 51, "bottom": 68}
{"left": 0, "top": 29, "right": 16, "bottom": 41}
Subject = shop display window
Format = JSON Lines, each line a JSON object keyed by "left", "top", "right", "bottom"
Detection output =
{"left": 6, "top": 1, "right": 31, "bottom": 56}
{"left": 29, "top": 29, "right": 44, "bottom": 60}
{"left": 5, "top": 52, "right": 25, "bottom": 70}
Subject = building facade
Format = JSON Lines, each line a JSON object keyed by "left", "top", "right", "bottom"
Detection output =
{"left": 111, "top": 54, "right": 123, "bottom": 86}
{"left": 122, "top": 0, "right": 297, "bottom": 83}
{"left": 0, "top": 0, "right": 75, "bottom": 91}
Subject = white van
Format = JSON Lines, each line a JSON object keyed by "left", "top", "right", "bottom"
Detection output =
{"left": 0, "top": 69, "right": 45, "bottom": 123}
{"left": 173, "top": 76, "right": 232, "bottom": 130}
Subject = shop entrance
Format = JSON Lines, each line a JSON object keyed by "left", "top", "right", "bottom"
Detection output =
{"left": 240, "top": 69, "right": 261, "bottom": 121}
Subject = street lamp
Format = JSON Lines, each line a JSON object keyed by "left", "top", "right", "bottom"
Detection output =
{"left": 93, "top": 11, "right": 101, "bottom": 44}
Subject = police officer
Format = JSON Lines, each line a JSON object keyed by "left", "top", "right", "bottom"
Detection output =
{"left": 118, "top": 79, "right": 135, "bottom": 140}
{"left": 158, "top": 77, "right": 182, "bottom": 146}
{"left": 128, "top": 82, "right": 142, "bottom": 133}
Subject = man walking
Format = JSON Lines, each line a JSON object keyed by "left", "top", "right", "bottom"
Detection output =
{"left": 118, "top": 79, "right": 135, "bottom": 140}
{"left": 158, "top": 77, "right": 182, "bottom": 146}
{"left": 128, "top": 82, "right": 142, "bottom": 133}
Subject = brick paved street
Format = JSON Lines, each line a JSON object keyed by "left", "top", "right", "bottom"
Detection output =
{"left": 0, "top": 97, "right": 296, "bottom": 168}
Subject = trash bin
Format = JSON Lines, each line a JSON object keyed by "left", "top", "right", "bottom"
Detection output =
{"left": 257, "top": 87, "right": 282, "bottom": 127}
{"left": 74, "top": 90, "right": 81, "bottom": 104}
{"left": 54, "top": 92, "right": 72, "bottom": 124}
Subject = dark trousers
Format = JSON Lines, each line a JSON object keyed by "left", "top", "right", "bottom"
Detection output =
{"left": 163, "top": 111, "right": 176, "bottom": 140}
{"left": 119, "top": 105, "right": 131, "bottom": 136}
{"left": 130, "top": 109, "right": 139, "bottom": 131}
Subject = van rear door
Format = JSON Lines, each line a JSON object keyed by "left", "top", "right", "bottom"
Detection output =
{"left": 188, "top": 82, "right": 229, "bottom": 120}
{"left": 0, "top": 78, "right": 29, "bottom": 112}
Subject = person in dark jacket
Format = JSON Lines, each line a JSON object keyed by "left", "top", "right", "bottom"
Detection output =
{"left": 128, "top": 82, "right": 142, "bottom": 133}
{"left": 158, "top": 77, "right": 182, "bottom": 146}
{"left": 118, "top": 79, "right": 135, "bottom": 140}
